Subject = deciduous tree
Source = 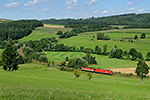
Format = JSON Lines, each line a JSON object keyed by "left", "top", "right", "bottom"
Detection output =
{"left": 135, "top": 60, "right": 149, "bottom": 85}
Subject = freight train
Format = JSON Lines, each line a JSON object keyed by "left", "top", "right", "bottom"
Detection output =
{"left": 81, "top": 67, "right": 113, "bottom": 75}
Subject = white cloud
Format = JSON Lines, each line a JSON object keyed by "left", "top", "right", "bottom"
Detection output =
{"left": 101, "top": 11, "right": 108, "bottom": 14}
{"left": 126, "top": 7, "right": 135, "bottom": 11}
{"left": 24, "top": 0, "right": 52, "bottom": 7}
{"left": 64, "top": 0, "right": 81, "bottom": 12}
{"left": 125, "top": 2, "right": 133, "bottom": 5}
{"left": 93, "top": 10, "right": 99, "bottom": 14}
{"left": 139, "top": 9, "right": 144, "bottom": 12}
{"left": 24, "top": 0, "right": 52, "bottom": 10}
{"left": 23, "top": 6, "right": 37, "bottom": 10}
{"left": 84, "top": 0, "right": 98, "bottom": 6}
{"left": 84, "top": 1, "right": 89, "bottom": 5}
{"left": 4, "top": 2, "right": 20, "bottom": 8}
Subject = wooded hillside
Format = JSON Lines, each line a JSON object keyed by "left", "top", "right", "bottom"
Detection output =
{"left": 0, "top": 20, "right": 43, "bottom": 41}
{"left": 41, "top": 13, "right": 150, "bottom": 26}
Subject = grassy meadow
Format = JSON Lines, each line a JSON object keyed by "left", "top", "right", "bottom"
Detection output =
{"left": 1, "top": 26, "right": 150, "bottom": 99}
{"left": 81, "top": 29, "right": 150, "bottom": 41}
{"left": 19, "top": 26, "right": 72, "bottom": 42}
{"left": 45, "top": 52, "right": 136, "bottom": 68}
{"left": 0, "top": 63, "right": 150, "bottom": 100}
{"left": 58, "top": 36, "right": 150, "bottom": 58}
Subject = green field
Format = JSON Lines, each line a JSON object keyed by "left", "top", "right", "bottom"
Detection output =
{"left": 45, "top": 52, "right": 136, "bottom": 68}
{"left": 0, "top": 63, "right": 150, "bottom": 100}
{"left": 44, "top": 23, "right": 64, "bottom": 26}
{"left": 19, "top": 27, "right": 72, "bottom": 42}
{"left": 58, "top": 36, "right": 150, "bottom": 58}
{"left": 82, "top": 28, "right": 150, "bottom": 34}
{"left": 81, "top": 29, "right": 150, "bottom": 41}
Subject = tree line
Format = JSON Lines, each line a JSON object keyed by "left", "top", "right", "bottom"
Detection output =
{"left": 0, "top": 20, "right": 43, "bottom": 41}
{"left": 65, "top": 24, "right": 119, "bottom": 33}
{"left": 41, "top": 13, "right": 150, "bottom": 28}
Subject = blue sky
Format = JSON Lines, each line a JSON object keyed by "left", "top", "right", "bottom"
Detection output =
{"left": 0, "top": 0, "right": 150, "bottom": 20}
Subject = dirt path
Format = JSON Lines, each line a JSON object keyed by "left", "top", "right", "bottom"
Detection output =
{"left": 17, "top": 47, "right": 24, "bottom": 57}
{"left": 44, "top": 25, "right": 64, "bottom": 28}
{"left": 110, "top": 68, "right": 150, "bottom": 76}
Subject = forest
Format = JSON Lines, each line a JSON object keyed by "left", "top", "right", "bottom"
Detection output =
{"left": 41, "top": 13, "right": 150, "bottom": 28}
{"left": 0, "top": 20, "right": 43, "bottom": 41}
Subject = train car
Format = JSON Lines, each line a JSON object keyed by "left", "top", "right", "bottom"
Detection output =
{"left": 81, "top": 67, "right": 95, "bottom": 72}
{"left": 94, "top": 68, "right": 113, "bottom": 75}
{"left": 81, "top": 67, "right": 113, "bottom": 75}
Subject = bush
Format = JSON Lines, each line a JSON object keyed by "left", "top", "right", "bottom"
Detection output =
{"left": 23, "top": 56, "right": 32, "bottom": 63}
{"left": 60, "top": 61, "right": 66, "bottom": 66}
{"left": 65, "top": 56, "right": 69, "bottom": 61}
{"left": 22, "top": 45, "right": 33, "bottom": 56}
{"left": 59, "top": 66, "right": 65, "bottom": 71}
{"left": 134, "top": 35, "right": 138, "bottom": 39}
{"left": 18, "top": 55, "right": 24, "bottom": 64}
{"left": 140, "top": 33, "right": 146, "bottom": 39}
{"left": 87, "top": 72, "right": 92, "bottom": 80}
{"left": 74, "top": 69, "right": 81, "bottom": 78}
{"left": 38, "top": 55, "right": 48, "bottom": 63}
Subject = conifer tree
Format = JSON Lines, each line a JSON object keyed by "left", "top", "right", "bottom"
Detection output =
{"left": 1, "top": 43, "right": 18, "bottom": 71}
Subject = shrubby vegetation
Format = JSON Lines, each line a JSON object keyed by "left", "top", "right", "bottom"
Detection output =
{"left": 97, "top": 33, "right": 110, "bottom": 40}
{"left": 140, "top": 33, "right": 146, "bottom": 39}
{"left": 108, "top": 45, "right": 144, "bottom": 61}
{"left": 67, "top": 57, "right": 88, "bottom": 69}
{"left": 57, "top": 31, "right": 77, "bottom": 39}
{"left": 82, "top": 53, "right": 97, "bottom": 65}
{"left": 145, "top": 52, "right": 150, "bottom": 61}
{"left": 74, "top": 69, "right": 81, "bottom": 78}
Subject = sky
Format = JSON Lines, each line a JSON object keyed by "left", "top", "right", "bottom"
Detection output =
{"left": 0, "top": 0, "right": 150, "bottom": 20}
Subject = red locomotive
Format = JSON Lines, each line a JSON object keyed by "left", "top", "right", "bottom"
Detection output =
{"left": 81, "top": 67, "right": 113, "bottom": 75}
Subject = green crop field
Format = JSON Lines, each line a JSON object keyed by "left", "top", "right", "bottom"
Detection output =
{"left": 58, "top": 36, "right": 150, "bottom": 58}
{"left": 19, "top": 27, "right": 72, "bottom": 42}
{"left": 0, "top": 63, "right": 150, "bottom": 100}
{"left": 45, "top": 52, "right": 136, "bottom": 68}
